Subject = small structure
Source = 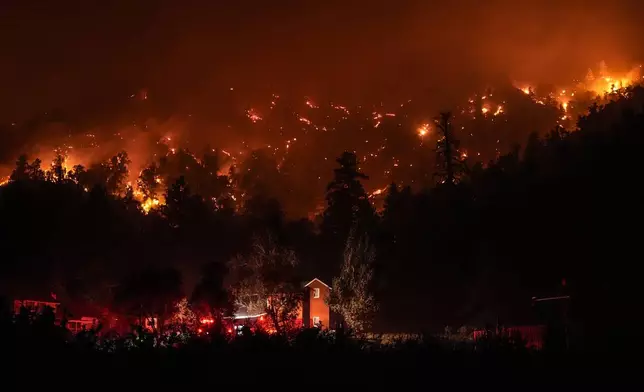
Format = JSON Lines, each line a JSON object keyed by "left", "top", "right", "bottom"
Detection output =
{"left": 223, "top": 277, "right": 336, "bottom": 332}
{"left": 302, "top": 278, "right": 332, "bottom": 329}
{"left": 13, "top": 299, "right": 60, "bottom": 315}
{"left": 13, "top": 294, "right": 107, "bottom": 334}
{"left": 67, "top": 317, "right": 99, "bottom": 334}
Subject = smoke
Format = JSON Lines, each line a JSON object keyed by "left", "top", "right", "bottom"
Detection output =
{"left": 2, "top": 1, "right": 641, "bottom": 120}
{"left": 1, "top": 0, "right": 642, "bottom": 211}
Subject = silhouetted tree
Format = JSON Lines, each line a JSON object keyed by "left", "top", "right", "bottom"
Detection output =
{"left": 105, "top": 151, "right": 131, "bottom": 195}
{"left": 379, "top": 183, "right": 413, "bottom": 289}
{"left": 192, "top": 262, "right": 235, "bottom": 328}
{"left": 47, "top": 153, "right": 66, "bottom": 183}
{"left": 321, "top": 152, "right": 376, "bottom": 246}
{"left": 162, "top": 176, "right": 211, "bottom": 229}
{"left": 137, "top": 163, "right": 162, "bottom": 201}
{"left": 29, "top": 158, "right": 46, "bottom": 181}
{"left": 123, "top": 184, "right": 141, "bottom": 212}
{"left": 199, "top": 147, "right": 232, "bottom": 206}
{"left": 68, "top": 164, "right": 88, "bottom": 186}
{"left": 113, "top": 267, "right": 183, "bottom": 331}
{"left": 434, "top": 112, "right": 465, "bottom": 185}
{"left": 227, "top": 235, "right": 302, "bottom": 335}
{"left": 10, "top": 154, "right": 30, "bottom": 182}
{"left": 381, "top": 182, "right": 412, "bottom": 227}
{"left": 244, "top": 195, "right": 284, "bottom": 233}
{"left": 150, "top": 147, "right": 232, "bottom": 208}
{"left": 234, "top": 149, "right": 285, "bottom": 206}
{"left": 328, "top": 230, "right": 378, "bottom": 332}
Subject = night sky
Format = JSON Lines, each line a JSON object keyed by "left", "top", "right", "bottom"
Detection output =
{"left": 2, "top": 0, "right": 643, "bottom": 122}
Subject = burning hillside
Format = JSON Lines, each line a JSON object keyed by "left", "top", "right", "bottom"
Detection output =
{"left": 1, "top": 62, "right": 642, "bottom": 217}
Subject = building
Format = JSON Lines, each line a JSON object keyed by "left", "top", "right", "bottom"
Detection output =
{"left": 67, "top": 317, "right": 99, "bottom": 334}
{"left": 13, "top": 298, "right": 60, "bottom": 315}
{"left": 301, "top": 278, "right": 333, "bottom": 329}
{"left": 13, "top": 277, "right": 337, "bottom": 335}
{"left": 223, "top": 277, "right": 337, "bottom": 332}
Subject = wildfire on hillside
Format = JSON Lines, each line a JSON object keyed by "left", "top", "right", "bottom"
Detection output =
{"left": 1, "top": 62, "right": 642, "bottom": 217}
{"left": 516, "top": 62, "right": 642, "bottom": 112}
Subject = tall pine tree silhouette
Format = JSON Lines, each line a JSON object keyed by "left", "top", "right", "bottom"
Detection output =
{"left": 321, "top": 152, "right": 376, "bottom": 251}
{"left": 434, "top": 112, "right": 465, "bottom": 185}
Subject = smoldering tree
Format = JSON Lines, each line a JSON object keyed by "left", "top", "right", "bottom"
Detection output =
{"left": 47, "top": 153, "right": 67, "bottom": 183}
{"left": 227, "top": 234, "right": 302, "bottom": 334}
{"left": 328, "top": 230, "right": 378, "bottom": 332}
{"left": 105, "top": 151, "right": 131, "bottom": 195}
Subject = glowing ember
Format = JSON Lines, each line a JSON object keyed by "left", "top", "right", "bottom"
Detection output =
{"left": 331, "top": 104, "right": 350, "bottom": 115}
{"left": 246, "top": 108, "right": 263, "bottom": 123}
{"left": 369, "top": 187, "right": 387, "bottom": 198}
{"left": 417, "top": 123, "right": 430, "bottom": 137}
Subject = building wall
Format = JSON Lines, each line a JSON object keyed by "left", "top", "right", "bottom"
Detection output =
{"left": 306, "top": 280, "right": 330, "bottom": 329}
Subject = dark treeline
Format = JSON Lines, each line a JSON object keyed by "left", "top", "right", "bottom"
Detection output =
{"left": 2, "top": 86, "right": 644, "bottom": 351}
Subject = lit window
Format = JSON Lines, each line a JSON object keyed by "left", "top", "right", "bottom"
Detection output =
{"left": 313, "top": 316, "right": 320, "bottom": 326}
{"left": 313, "top": 288, "right": 320, "bottom": 298}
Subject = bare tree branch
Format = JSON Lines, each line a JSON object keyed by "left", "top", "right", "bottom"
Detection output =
{"left": 328, "top": 228, "right": 378, "bottom": 332}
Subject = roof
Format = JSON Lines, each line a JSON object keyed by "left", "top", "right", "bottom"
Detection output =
{"left": 232, "top": 306, "right": 265, "bottom": 320}
{"left": 231, "top": 305, "right": 266, "bottom": 320}
{"left": 303, "top": 278, "right": 330, "bottom": 289}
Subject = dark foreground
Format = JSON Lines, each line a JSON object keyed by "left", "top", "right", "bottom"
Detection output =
{"left": 3, "top": 325, "right": 639, "bottom": 389}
